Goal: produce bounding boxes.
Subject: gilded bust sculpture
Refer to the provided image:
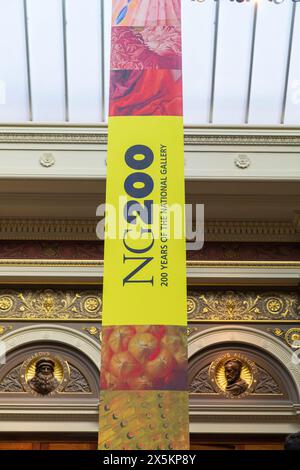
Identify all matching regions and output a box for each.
[28,358,60,395]
[224,359,248,396]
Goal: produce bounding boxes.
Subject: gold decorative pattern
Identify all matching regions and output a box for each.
[186,261,300,268]
[84,297,101,313]
[272,328,284,337]
[266,298,284,315]
[285,328,300,348]
[0,289,299,322]
[0,325,12,336]
[0,296,13,312]
[0,259,300,270]
[187,298,197,315]
[83,326,102,342]
[269,327,300,349]
[0,289,102,321]
[188,291,300,322]
[187,327,198,337]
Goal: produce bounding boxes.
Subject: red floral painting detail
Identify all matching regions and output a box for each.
[109,69,183,116]
[113,0,181,27]
[101,325,187,391]
[111,26,182,70]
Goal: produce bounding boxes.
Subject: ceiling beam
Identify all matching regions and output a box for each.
[209,0,220,124]
[245,1,258,125]
[62,0,70,122]
[23,0,33,122]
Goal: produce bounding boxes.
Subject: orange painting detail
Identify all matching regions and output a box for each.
[101,326,187,391]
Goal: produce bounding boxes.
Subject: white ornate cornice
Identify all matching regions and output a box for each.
[0,124,299,146]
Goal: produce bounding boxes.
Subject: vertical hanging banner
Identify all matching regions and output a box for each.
[99,0,189,451]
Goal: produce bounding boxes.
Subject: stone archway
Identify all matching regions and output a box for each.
[188,325,300,395]
[0,323,100,369]
[187,325,300,435]
[0,324,100,433]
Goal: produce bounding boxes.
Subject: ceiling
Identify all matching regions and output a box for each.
[0,0,299,125]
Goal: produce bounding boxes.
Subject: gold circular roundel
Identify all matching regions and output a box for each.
[285,328,300,349]
[266,298,283,315]
[20,352,69,397]
[0,296,13,312]
[187,297,197,315]
[209,352,257,399]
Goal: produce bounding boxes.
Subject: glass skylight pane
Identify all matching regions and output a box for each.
[182,0,215,125]
[0,0,29,122]
[65,0,102,123]
[213,1,253,124]
[284,4,300,125]
[27,0,65,121]
[0,0,299,126]
[248,0,292,125]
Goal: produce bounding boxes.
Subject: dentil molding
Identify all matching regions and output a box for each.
[0,218,298,242]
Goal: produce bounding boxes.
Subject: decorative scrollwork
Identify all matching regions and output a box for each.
[188,291,299,322]
[270,327,300,349]
[0,289,102,321]
[0,289,298,322]
[82,326,102,343]
[0,365,23,393]
[190,365,215,394]
[0,325,12,336]
[187,327,198,338]
[63,365,91,393]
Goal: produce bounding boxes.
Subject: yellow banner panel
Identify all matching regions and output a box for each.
[103,116,187,326]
